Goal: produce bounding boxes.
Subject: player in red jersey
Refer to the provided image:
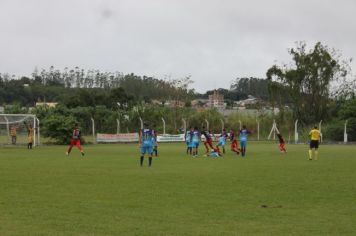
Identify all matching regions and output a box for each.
[230,129,240,155]
[66,123,85,156]
[277,133,287,153]
[201,127,214,155]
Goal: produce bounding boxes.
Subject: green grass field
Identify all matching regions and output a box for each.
[1,142,356,236]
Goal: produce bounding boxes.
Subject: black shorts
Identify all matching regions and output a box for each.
[310,140,319,149]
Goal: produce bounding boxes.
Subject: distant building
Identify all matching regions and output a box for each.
[234,95,259,107]
[207,90,225,110]
[164,100,185,108]
[35,102,58,108]
[151,99,163,106]
[191,99,208,108]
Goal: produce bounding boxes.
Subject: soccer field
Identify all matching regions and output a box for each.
[1,143,356,236]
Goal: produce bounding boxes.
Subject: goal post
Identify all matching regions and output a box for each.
[0,114,40,147]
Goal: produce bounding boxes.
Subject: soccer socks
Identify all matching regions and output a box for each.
[140,156,152,166]
[241,147,246,157]
[308,150,318,160]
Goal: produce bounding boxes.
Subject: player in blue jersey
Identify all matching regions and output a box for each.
[208,149,221,158]
[192,127,200,157]
[139,123,154,167]
[216,128,228,154]
[185,127,194,155]
[239,125,251,157]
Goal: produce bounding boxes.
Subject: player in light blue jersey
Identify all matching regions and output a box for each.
[209,149,221,158]
[216,128,228,154]
[185,127,194,155]
[239,125,251,157]
[139,123,154,167]
[192,127,200,157]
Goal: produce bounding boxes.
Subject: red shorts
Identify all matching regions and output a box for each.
[70,139,81,146]
[204,139,213,147]
[279,142,285,150]
[231,140,238,149]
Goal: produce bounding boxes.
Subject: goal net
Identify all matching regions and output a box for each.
[0,114,40,147]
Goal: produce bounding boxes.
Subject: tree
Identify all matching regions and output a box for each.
[42,113,77,144]
[266,42,349,124]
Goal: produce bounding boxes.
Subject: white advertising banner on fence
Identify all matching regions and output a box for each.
[97,133,139,143]
[157,134,185,142]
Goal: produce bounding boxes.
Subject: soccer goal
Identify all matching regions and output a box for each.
[0,114,40,147]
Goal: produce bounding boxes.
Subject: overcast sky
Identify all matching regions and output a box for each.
[1,0,355,92]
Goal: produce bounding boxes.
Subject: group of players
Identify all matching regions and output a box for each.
[184,126,251,158]
[64,122,322,166]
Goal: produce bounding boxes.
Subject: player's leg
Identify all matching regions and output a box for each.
[309,141,314,160]
[149,156,152,166]
[314,141,319,160]
[308,149,313,160]
[240,141,246,156]
[280,143,283,152]
[240,141,243,156]
[230,142,235,152]
[75,140,84,156]
[140,146,146,166]
[66,145,73,155]
[66,140,74,155]
[215,146,221,155]
[193,142,197,157]
[148,146,153,166]
[282,143,286,153]
[204,142,209,154]
[208,140,214,150]
[154,145,158,157]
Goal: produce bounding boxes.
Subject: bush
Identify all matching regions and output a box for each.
[324,118,356,142]
[42,113,77,144]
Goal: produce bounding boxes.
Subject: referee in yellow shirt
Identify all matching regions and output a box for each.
[309,126,321,160]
